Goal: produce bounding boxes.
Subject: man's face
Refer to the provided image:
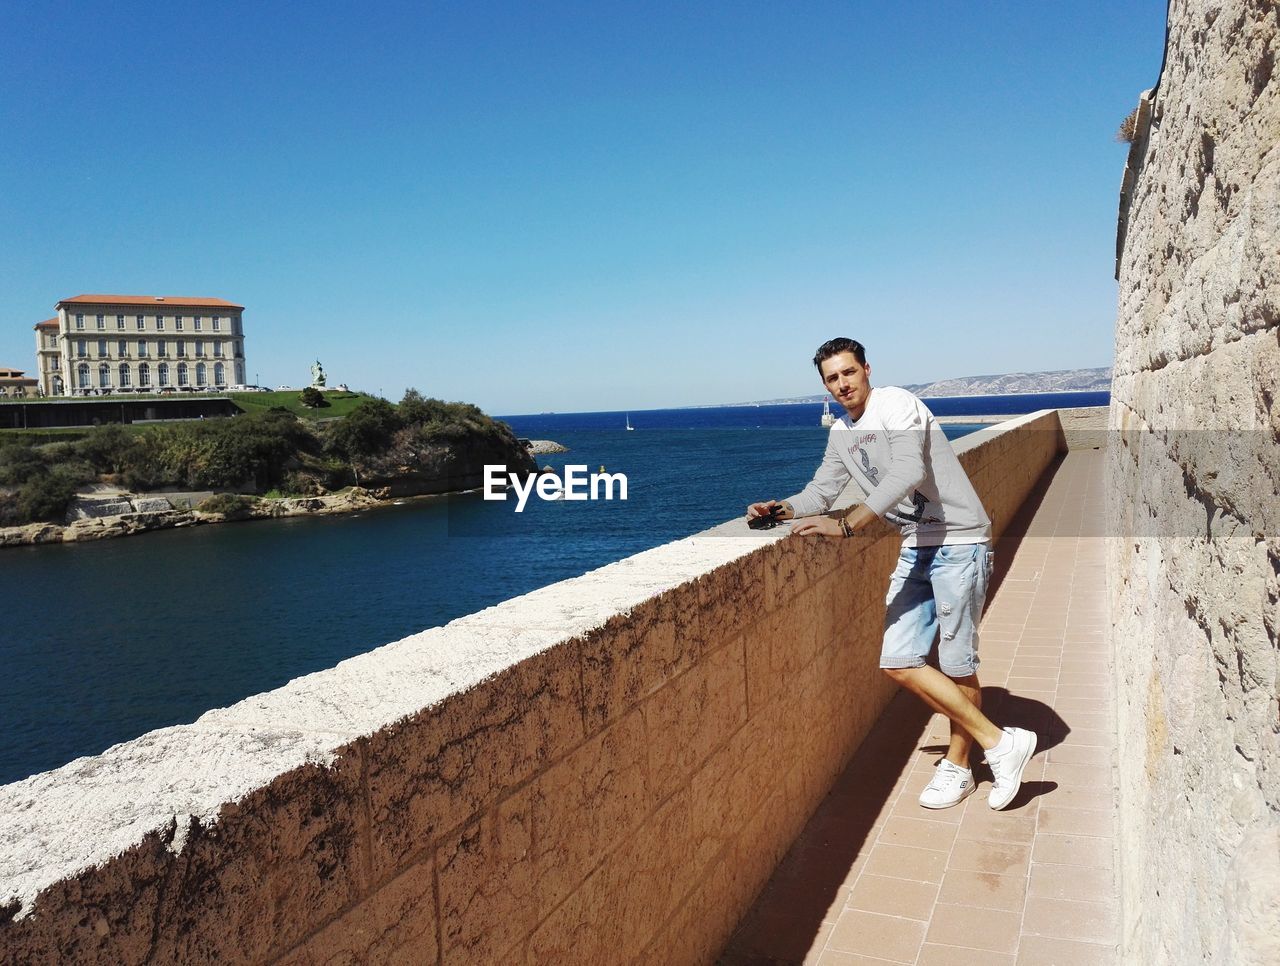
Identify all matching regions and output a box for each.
[819,351,872,417]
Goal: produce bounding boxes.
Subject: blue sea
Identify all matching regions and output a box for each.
[0,392,1106,784]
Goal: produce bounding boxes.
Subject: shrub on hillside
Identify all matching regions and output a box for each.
[299,386,327,408]
[122,411,313,492]
[16,468,81,524]
[77,424,141,475]
[0,442,47,486]
[327,398,400,460]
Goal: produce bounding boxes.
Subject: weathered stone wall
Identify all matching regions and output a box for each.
[1110,2,1280,963]
[0,412,1065,965]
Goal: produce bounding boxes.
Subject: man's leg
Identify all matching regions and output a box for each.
[883,665,1003,751]
[948,673,982,765]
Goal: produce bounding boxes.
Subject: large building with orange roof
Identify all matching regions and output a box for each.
[33,294,247,396]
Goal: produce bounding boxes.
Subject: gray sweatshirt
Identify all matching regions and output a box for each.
[784,386,991,546]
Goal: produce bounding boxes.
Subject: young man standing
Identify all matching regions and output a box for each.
[747,337,1036,810]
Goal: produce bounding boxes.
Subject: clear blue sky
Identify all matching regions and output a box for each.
[1,1,1167,413]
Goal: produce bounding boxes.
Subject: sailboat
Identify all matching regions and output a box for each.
[820,398,835,427]
[625,413,634,431]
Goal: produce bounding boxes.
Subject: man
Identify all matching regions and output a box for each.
[747,337,1036,810]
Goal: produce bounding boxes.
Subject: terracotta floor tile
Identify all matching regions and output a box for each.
[845,873,940,921]
[863,843,949,884]
[1058,728,1114,748]
[1057,673,1108,687]
[812,949,897,966]
[1047,744,1111,766]
[1055,711,1113,732]
[889,796,965,824]
[948,839,1032,877]
[795,922,837,964]
[1042,761,1113,788]
[1036,805,1114,838]
[1056,684,1106,701]
[825,909,927,963]
[1012,655,1061,668]
[918,943,1015,966]
[958,808,1037,845]
[1032,834,1114,870]
[1022,895,1120,943]
[1051,698,1112,715]
[876,816,960,853]
[925,902,1022,954]
[1028,863,1117,903]
[936,868,1027,913]
[1016,934,1119,965]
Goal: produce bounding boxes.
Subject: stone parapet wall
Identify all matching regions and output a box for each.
[0,411,1065,965]
[1110,2,1279,963]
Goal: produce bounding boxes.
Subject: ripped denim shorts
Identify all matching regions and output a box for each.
[879,542,993,678]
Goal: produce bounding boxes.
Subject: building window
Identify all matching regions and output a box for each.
[138,341,148,358]
[98,363,111,388]
[158,341,168,358]
[177,363,189,387]
[232,316,241,334]
[77,339,87,358]
[212,316,221,331]
[195,340,205,357]
[116,315,125,330]
[118,340,128,357]
[96,314,105,330]
[234,339,243,358]
[139,363,150,387]
[97,339,108,358]
[136,314,145,330]
[45,334,56,348]
[235,363,245,384]
[78,364,90,388]
[177,341,187,358]
[51,354,60,369]
[214,362,225,386]
[158,363,170,387]
[194,316,202,331]
[213,341,223,357]
[75,314,84,330]
[52,374,64,395]
[119,363,131,387]
[196,362,207,386]
[156,315,165,331]
[175,316,184,331]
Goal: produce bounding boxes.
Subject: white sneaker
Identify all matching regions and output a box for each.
[918,759,975,809]
[984,727,1038,810]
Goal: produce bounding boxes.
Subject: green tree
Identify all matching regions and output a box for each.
[299,386,326,408]
[328,399,400,460]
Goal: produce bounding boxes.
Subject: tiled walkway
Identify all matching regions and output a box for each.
[720,450,1120,966]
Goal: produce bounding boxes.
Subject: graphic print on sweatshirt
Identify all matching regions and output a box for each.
[885,490,932,532]
[858,447,880,486]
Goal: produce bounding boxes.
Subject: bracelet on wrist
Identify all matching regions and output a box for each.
[839,516,854,538]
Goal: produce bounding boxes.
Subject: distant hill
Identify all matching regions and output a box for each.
[722,367,1112,406]
[902,366,1112,397]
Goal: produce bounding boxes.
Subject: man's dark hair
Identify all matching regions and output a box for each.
[813,337,866,370]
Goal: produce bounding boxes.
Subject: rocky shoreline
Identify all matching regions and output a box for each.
[0,488,391,548]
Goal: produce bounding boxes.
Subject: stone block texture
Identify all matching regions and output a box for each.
[0,413,1063,965]
[1110,2,1280,964]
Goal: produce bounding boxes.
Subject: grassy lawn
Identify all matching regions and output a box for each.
[227,390,375,420]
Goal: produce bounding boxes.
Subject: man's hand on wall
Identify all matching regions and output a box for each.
[791,516,844,538]
[746,500,792,521]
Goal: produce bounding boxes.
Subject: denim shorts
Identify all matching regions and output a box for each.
[880,542,993,678]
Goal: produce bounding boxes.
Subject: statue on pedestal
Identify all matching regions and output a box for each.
[310,360,327,387]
